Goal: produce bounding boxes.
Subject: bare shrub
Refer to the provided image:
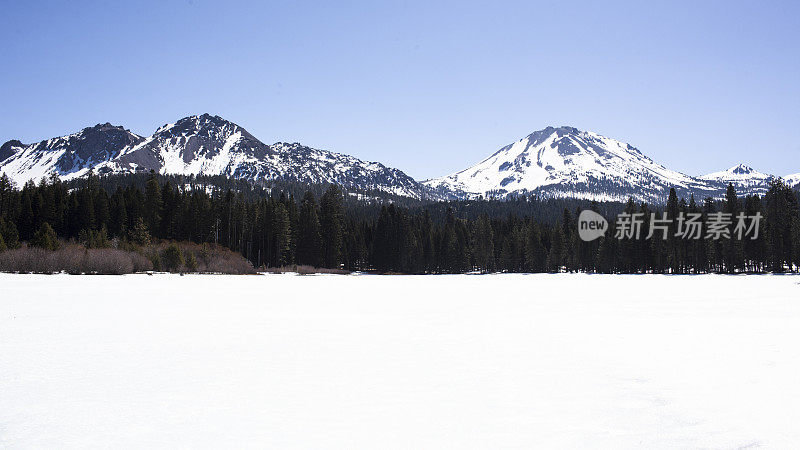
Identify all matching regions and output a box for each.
[296,264,316,275]
[145,241,255,274]
[0,245,55,273]
[315,267,350,275]
[0,240,251,275]
[129,252,152,273]
[82,248,135,275]
[203,248,255,274]
[0,244,153,274]
[263,264,350,275]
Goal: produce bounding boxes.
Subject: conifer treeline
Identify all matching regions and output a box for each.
[1,172,798,273]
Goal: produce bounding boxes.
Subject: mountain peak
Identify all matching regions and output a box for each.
[728,164,755,174]
[175,113,227,126]
[530,125,581,139]
[81,123,131,136]
[424,126,702,202]
[552,125,581,134]
[1,139,24,150]
[154,114,244,139]
[698,164,773,196]
[701,164,769,180]
[0,140,25,163]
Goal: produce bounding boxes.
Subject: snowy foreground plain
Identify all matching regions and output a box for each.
[1,273,800,449]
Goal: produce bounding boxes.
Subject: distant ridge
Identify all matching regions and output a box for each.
[2,120,797,203]
[0,114,447,201]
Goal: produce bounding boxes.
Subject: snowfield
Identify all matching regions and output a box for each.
[1,273,799,449]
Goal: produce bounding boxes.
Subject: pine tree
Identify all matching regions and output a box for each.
[161,244,184,273]
[374,205,401,272]
[596,234,618,273]
[272,201,292,266]
[185,252,198,272]
[473,214,495,273]
[687,194,705,273]
[130,217,151,246]
[110,190,127,236]
[0,219,19,249]
[296,191,322,267]
[619,198,638,273]
[0,220,6,252]
[561,209,576,272]
[525,221,546,273]
[31,222,60,250]
[743,195,765,272]
[764,180,797,272]
[792,216,800,272]
[144,170,162,235]
[547,226,564,272]
[723,183,744,273]
[0,173,13,218]
[77,188,95,233]
[94,190,111,233]
[319,185,343,268]
[665,188,680,273]
[704,197,725,272]
[19,185,35,240]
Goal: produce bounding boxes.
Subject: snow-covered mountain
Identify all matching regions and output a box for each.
[698,164,776,197]
[1,114,443,200]
[424,126,800,202]
[2,119,795,203]
[424,126,720,202]
[0,123,145,184]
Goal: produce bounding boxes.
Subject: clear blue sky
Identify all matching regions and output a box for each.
[1,0,798,179]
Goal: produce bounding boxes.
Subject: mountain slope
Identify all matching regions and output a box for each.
[784,173,800,189]
[100,114,437,199]
[1,114,444,200]
[0,124,145,185]
[96,114,274,179]
[424,126,717,202]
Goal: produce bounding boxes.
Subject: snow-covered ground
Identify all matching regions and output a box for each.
[1,273,799,449]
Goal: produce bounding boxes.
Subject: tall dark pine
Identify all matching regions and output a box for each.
[144,170,162,235]
[743,195,765,272]
[703,197,721,272]
[296,191,323,267]
[764,180,798,272]
[319,185,344,269]
[272,201,292,266]
[666,188,680,273]
[686,195,705,273]
[723,183,743,273]
[618,198,638,273]
[472,214,495,273]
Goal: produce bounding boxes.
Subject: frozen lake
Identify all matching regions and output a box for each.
[1,273,799,448]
